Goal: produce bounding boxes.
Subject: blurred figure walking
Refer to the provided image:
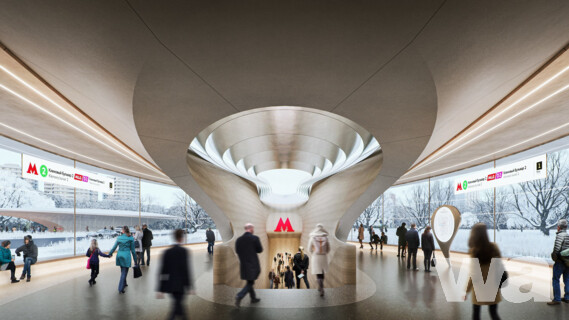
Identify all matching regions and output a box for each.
[308,224,330,296]
[465,223,503,320]
[396,223,407,257]
[293,247,310,289]
[158,229,193,320]
[357,224,365,249]
[206,228,215,255]
[421,226,435,272]
[235,223,263,308]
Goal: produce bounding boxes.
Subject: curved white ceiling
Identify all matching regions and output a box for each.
[189,107,381,208]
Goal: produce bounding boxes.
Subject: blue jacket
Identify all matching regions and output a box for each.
[108,234,137,268]
[0,246,12,266]
[86,248,110,264]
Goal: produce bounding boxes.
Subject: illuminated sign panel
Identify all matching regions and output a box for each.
[454,155,546,194]
[22,154,114,194]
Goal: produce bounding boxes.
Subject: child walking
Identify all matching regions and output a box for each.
[86,239,111,286]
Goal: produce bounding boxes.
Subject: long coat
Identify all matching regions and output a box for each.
[235,232,263,281]
[109,234,137,268]
[357,226,365,240]
[308,233,330,275]
[405,228,420,250]
[159,244,192,294]
[466,244,503,305]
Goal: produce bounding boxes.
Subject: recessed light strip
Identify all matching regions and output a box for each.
[0,81,162,175]
[411,63,569,172]
[400,121,569,182]
[0,65,164,175]
[409,82,569,171]
[0,121,169,182]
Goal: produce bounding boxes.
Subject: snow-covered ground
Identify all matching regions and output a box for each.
[1,229,222,262]
[347,228,556,262]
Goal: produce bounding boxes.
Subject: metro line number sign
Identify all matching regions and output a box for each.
[22,154,115,194]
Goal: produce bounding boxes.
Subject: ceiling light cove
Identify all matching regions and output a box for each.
[188,107,381,209]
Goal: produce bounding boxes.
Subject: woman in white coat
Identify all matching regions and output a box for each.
[134,225,143,266]
[308,223,330,296]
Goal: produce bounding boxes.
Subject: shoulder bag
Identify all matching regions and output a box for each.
[86,250,94,269]
[431,251,436,267]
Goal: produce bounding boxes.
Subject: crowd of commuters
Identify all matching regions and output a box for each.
[1,217,567,318]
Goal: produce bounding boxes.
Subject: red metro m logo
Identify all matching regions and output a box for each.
[274,218,295,232]
[27,163,38,175]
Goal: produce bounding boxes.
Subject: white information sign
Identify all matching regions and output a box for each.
[22,154,114,194]
[433,207,454,242]
[454,154,546,194]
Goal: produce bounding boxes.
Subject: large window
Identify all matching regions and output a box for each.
[355,136,569,262]
[0,136,219,262]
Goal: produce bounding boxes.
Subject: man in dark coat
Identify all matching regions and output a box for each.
[206,228,215,255]
[141,224,153,266]
[396,223,407,257]
[405,223,420,270]
[15,235,38,281]
[293,246,310,289]
[235,223,263,308]
[158,229,193,319]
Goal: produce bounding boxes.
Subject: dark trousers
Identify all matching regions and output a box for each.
[136,252,143,266]
[380,242,383,250]
[90,263,100,282]
[472,304,500,320]
[423,249,433,271]
[22,257,35,278]
[4,261,16,279]
[369,241,378,249]
[295,270,310,288]
[207,241,214,255]
[552,261,569,301]
[142,246,151,265]
[398,243,406,256]
[407,248,417,269]
[169,292,186,320]
[236,280,256,300]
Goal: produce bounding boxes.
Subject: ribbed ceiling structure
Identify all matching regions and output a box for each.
[189,107,381,208]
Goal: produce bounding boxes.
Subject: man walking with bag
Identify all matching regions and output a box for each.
[235,223,263,308]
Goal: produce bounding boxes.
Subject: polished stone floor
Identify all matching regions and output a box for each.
[1,244,567,320]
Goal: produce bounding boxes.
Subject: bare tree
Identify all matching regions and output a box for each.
[471,188,509,230]
[511,152,569,235]
[401,184,429,230]
[356,197,381,228]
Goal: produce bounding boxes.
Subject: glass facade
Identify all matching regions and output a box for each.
[0,136,219,262]
[353,135,569,262]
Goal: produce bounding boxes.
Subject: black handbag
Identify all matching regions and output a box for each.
[431,252,436,267]
[133,265,143,279]
[499,271,508,288]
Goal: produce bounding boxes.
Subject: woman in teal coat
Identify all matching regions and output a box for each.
[108,226,137,293]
